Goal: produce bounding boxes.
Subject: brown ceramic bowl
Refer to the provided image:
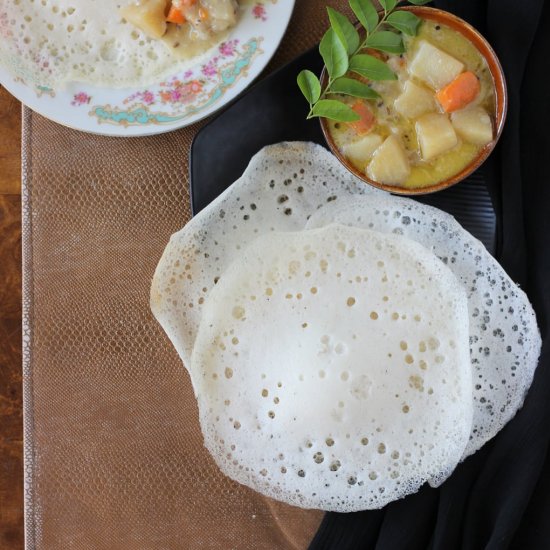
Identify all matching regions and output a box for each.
[320,6,507,195]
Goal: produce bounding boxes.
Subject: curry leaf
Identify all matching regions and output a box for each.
[297,70,321,104]
[349,0,378,34]
[379,0,397,12]
[330,77,381,99]
[327,7,360,55]
[311,99,360,122]
[366,31,405,54]
[408,0,432,5]
[349,54,397,80]
[387,11,421,36]
[319,28,349,79]
[298,0,424,117]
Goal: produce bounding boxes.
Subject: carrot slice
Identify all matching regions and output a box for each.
[349,101,376,135]
[436,71,481,113]
[181,0,197,6]
[166,5,186,24]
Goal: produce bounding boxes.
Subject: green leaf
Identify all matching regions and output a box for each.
[366,31,404,54]
[379,0,397,12]
[327,7,360,55]
[329,77,381,99]
[408,0,432,5]
[297,70,321,104]
[311,99,360,122]
[387,11,421,36]
[349,54,397,80]
[349,0,378,34]
[319,28,348,80]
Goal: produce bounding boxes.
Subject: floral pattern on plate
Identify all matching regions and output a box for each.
[89,37,262,127]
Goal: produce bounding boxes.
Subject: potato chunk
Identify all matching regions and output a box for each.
[367,135,410,186]
[451,107,493,146]
[342,134,383,168]
[409,41,464,90]
[394,80,436,119]
[120,0,168,40]
[416,113,458,161]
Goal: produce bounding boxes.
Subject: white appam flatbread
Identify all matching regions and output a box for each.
[0,0,231,88]
[151,142,380,367]
[306,194,541,458]
[191,224,473,512]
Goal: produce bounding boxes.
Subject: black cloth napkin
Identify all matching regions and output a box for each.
[309,1,550,548]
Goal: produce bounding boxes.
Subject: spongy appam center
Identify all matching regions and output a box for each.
[191,225,472,511]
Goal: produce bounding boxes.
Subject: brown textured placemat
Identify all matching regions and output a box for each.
[21,1,352,548]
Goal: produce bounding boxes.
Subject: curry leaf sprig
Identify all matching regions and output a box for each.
[297,0,430,122]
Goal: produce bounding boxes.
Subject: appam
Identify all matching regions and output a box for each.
[192,224,473,511]
[306,194,541,458]
[0,0,238,88]
[151,142,380,368]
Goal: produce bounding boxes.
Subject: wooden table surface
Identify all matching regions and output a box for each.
[0,84,23,549]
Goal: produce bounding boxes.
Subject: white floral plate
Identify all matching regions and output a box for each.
[0,1,294,136]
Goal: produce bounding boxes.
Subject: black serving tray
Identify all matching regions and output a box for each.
[190,47,497,255]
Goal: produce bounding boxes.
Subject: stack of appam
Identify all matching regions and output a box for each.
[150,142,541,512]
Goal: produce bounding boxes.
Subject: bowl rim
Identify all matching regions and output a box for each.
[319,5,508,196]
